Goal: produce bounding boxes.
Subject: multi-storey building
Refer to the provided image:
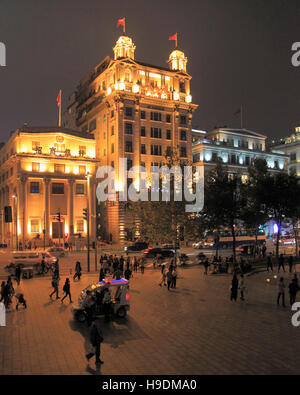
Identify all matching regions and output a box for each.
[64,34,198,243]
[270,126,300,176]
[192,127,288,180]
[0,126,98,248]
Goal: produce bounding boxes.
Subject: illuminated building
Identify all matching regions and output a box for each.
[64,34,198,242]
[0,126,98,248]
[270,127,300,176]
[192,127,288,181]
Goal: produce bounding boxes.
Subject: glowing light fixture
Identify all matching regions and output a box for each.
[133,84,139,93]
[186,95,192,103]
[107,87,112,96]
[173,92,179,101]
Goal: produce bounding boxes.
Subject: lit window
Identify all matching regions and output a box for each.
[76,220,84,233]
[76,183,85,195]
[54,164,65,173]
[52,183,64,194]
[79,165,86,175]
[31,219,39,233]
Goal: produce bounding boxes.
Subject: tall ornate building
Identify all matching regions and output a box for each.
[64,34,198,242]
[0,126,98,248]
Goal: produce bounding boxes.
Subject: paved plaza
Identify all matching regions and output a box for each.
[1,261,300,375]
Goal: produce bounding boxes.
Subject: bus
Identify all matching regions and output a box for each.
[215,228,267,249]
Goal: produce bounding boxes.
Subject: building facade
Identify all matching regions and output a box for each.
[0,126,98,249]
[192,127,288,179]
[270,126,300,176]
[64,35,198,243]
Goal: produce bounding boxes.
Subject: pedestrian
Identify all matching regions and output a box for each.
[82,290,96,326]
[49,275,60,299]
[15,293,27,310]
[0,281,5,301]
[61,278,73,303]
[159,265,166,287]
[278,254,285,273]
[102,288,112,322]
[54,259,60,279]
[86,319,104,365]
[288,255,294,273]
[140,258,145,274]
[267,253,273,272]
[99,268,105,282]
[204,259,209,275]
[171,267,177,289]
[240,274,246,301]
[73,261,82,281]
[15,265,21,285]
[289,278,298,306]
[262,244,267,258]
[133,257,138,272]
[167,269,173,291]
[124,267,131,281]
[277,277,286,307]
[230,273,239,302]
[113,268,122,280]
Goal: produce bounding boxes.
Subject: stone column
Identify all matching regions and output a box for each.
[68,179,74,235]
[44,177,50,246]
[20,175,27,247]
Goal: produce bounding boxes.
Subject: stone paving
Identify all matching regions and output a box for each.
[1,263,300,375]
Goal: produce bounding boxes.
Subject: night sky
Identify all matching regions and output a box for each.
[0,0,299,142]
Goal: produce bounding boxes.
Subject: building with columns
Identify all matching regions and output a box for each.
[192,127,288,179]
[0,126,98,249]
[63,34,198,243]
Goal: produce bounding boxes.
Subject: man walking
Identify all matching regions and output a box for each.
[277,277,286,307]
[267,253,273,272]
[166,269,173,291]
[278,254,285,273]
[61,278,73,303]
[86,319,104,365]
[49,275,60,299]
[159,265,166,287]
[289,278,298,306]
[288,255,294,273]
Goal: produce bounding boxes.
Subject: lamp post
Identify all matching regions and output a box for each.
[12,195,18,251]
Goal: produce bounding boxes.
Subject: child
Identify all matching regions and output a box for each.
[15,293,27,310]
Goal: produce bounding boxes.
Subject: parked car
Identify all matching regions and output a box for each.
[162,244,180,253]
[141,248,174,259]
[236,244,255,256]
[124,242,149,253]
[5,251,57,275]
[72,278,130,322]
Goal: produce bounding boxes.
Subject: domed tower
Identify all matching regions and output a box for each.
[113,36,136,60]
[167,49,188,72]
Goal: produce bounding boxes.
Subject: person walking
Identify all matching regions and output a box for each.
[171,267,177,289]
[82,290,96,327]
[140,258,145,274]
[266,253,273,272]
[239,274,246,301]
[230,273,239,302]
[288,255,294,273]
[289,278,298,306]
[277,277,286,307]
[278,254,285,273]
[49,275,60,299]
[159,265,167,287]
[166,269,173,291]
[204,259,209,275]
[86,319,104,365]
[54,259,60,279]
[15,265,21,285]
[102,288,112,322]
[133,257,138,272]
[61,278,73,303]
[73,261,82,281]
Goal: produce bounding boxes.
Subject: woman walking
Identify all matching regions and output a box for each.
[230,273,239,302]
[61,278,73,303]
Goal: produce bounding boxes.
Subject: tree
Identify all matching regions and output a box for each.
[240,158,269,257]
[204,160,245,263]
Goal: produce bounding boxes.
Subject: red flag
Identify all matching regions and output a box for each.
[117,18,125,28]
[169,33,177,41]
[56,90,61,107]
[234,108,241,115]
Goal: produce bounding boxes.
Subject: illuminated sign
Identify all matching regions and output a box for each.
[145,85,168,99]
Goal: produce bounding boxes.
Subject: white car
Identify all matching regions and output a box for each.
[47,247,66,257]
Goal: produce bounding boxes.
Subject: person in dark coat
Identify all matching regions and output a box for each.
[278,254,285,273]
[288,255,294,273]
[73,261,82,281]
[61,278,72,303]
[230,273,239,302]
[167,270,173,291]
[49,275,60,299]
[267,253,273,272]
[289,279,298,306]
[86,320,104,365]
[15,265,21,285]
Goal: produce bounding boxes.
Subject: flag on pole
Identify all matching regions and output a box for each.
[57,89,62,127]
[169,33,178,48]
[117,17,126,33]
[57,90,61,108]
[234,106,243,128]
[234,107,241,115]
